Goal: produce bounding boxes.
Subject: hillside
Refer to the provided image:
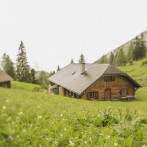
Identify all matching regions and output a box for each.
[117,58,147,87]
[0,82,147,146]
[95,30,147,63]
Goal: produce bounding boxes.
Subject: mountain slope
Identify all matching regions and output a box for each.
[95,30,147,63]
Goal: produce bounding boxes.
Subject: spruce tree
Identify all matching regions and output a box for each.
[127,42,134,64]
[116,48,126,66]
[109,52,114,64]
[113,52,118,66]
[31,68,36,84]
[140,33,146,58]
[1,53,15,78]
[57,65,60,71]
[16,41,31,82]
[70,59,74,64]
[79,54,85,63]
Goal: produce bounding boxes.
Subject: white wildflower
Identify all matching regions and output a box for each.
[2,106,6,110]
[114,143,118,146]
[106,136,110,139]
[18,112,23,115]
[46,138,49,140]
[60,114,63,117]
[64,128,66,131]
[142,145,147,147]
[38,116,42,119]
[60,134,63,136]
[69,141,75,146]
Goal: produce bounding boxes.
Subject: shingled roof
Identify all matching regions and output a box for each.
[0,70,13,83]
[49,64,141,95]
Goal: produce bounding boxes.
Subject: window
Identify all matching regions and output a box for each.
[104,76,115,82]
[87,91,99,99]
[120,88,129,95]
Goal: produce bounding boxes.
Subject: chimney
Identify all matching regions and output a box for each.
[80,63,85,74]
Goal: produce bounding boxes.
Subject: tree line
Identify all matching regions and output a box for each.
[98,33,147,66]
[0,41,55,89]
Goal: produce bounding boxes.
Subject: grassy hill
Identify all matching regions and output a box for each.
[117,58,147,87]
[0,82,147,146]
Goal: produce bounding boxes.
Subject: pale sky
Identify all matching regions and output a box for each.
[0,0,147,72]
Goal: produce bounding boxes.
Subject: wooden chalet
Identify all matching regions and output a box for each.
[48,63,141,101]
[0,71,13,88]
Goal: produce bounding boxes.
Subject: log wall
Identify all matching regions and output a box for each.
[81,75,135,100]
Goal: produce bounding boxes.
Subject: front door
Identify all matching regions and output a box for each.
[105,88,111,101]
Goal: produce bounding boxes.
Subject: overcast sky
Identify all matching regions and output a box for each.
[0,0,147,72]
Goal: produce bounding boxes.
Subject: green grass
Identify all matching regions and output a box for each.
[11,81,43,92]
[0,84,147,146]
[118,57,147,86]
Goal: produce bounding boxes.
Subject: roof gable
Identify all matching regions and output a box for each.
[0,71,13,83]
[49,64,141,95]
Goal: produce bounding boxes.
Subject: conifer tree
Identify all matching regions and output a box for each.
[116,48,126,66]
[127,42,134,64]
[99,55,108,64]
[70,59,74,64]
[16,41,31,82]
[113,52,118,66]
[57,65,60,71]
[109,52,114,64]
[1,53,15,78]
[31,68,36,83]
[79,54,85,63]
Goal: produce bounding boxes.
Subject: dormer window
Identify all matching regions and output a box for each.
[104,76,115,82]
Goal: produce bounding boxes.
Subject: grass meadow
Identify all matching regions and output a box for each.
[0,82,147,147]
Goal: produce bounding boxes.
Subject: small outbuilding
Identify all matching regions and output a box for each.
[0,71,13,88]
[48,63,141,101]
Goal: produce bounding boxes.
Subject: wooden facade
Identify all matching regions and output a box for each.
[0,81,11,88]
[49,75,137,101]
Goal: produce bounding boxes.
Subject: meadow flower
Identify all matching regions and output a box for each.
[37,105,40,108]
[60,134,63,136]
[60,114,63,117]
[7,136,12,141]
[69,140,75,146]
[84,141,88,144]
[18,112,23,115]
[2,106,6,110]
[114,143,118,146]
[118,126,121,129]
[64,128,67,131]
[142,145,146,147]
[77,124,80,127]
[106,136,110,139]
[38,116,42,119]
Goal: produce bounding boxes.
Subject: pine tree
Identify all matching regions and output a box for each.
[114,52,118,66]
[140,33,146,58]
[57,65,60,71]
[116,48,126,66]
[70,59,74,64]
[1,53,15,78]
[127,42,134,65]
[31,69,36,83]
[16,41,31,82]
[79,54,85,63]
[109,52,114,64]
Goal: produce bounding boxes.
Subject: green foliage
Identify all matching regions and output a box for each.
[133,36,146,60]
[79,54,85,63]
[116,48,126,66]
[98,55,108,64]
[70,59,74,64]
[16,41,31,82]
[57,65,60,72]
[1,53,15,79]
[109,52,114,64]
[0,84,147,146]
[31,68,36,84]
[11,81,42,92]
[127,42,134,64]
